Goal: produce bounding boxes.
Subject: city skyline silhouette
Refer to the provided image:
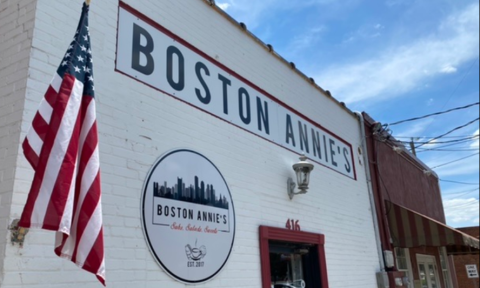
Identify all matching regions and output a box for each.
[153,176,229,210]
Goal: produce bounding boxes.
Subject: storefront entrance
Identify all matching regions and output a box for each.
[416,255,441,288]
[269,241,319,288]
[259,226,329,288]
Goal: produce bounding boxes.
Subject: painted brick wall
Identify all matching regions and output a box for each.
[2,0,381,287]
[0,0,37,285]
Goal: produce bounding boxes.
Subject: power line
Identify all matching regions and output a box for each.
[399,135,479,146]
[430,153,480,169]
[443,191,479,201]
[444,191,479,201]
[418,148,479,153]
[417,138,479,150]
[387,102,479,126]
[395,135,475,139]
[411,57,480,138]
[444,199,479,209]
[441,179,480,185]
[442,188,480,196]
[415,118,479,149]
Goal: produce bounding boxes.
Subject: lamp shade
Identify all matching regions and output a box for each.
[292,156,314,193]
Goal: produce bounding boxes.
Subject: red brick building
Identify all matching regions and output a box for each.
[453,227,480,288]
[360,113,480,288]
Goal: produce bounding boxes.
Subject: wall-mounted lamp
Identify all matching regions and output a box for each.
[288,155,314,200]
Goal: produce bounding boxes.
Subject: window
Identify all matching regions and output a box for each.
[395,248,414,288]
[395,248,409,271]
[259,226,329,288]
[439,248,451,288]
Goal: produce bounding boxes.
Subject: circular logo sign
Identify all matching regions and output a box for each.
[141,150,236,284]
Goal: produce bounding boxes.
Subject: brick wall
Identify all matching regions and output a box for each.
[0,0,37,284]
[1,0,381,287]
[453,227,480,288]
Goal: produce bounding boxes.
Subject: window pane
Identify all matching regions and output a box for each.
[443,271,450,288]
[419,264,428,288]
[395,247,405,257]
[400,258,408,270]
[395,248,408,270]
[428,264,438,288]
[439,248,447,269]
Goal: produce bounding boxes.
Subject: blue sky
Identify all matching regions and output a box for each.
[217,0,479,228]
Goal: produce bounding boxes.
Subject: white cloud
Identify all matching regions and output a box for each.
[343,23,384,43]
[217,0,339,30]
[217,3,231,10]
[315,3,480,104]
[444,198,480,227]
[440,65,458,74]
[285,26,327,55]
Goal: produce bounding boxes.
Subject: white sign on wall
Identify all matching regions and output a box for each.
[116,2,357,180]
[466,265,479,278]
[141,149,235,284]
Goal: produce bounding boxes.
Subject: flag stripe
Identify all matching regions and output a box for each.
[63,151,100,259]
[76,195,102,265]
[50,72,63,93]
[31,74,82,229]
[78,98,97,157]
[59,97,99,257]
[22,77,61,169]
[82,229,105,285]
[22,139,40,169]
[19,75,77,228]
[72,167,101,261]
[38,97,54,126]
[29,115,48,154]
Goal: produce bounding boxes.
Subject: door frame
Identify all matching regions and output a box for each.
[416,254,441,288]
[259,226,329,288]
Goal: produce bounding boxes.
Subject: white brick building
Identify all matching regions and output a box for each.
[0,0,382,287]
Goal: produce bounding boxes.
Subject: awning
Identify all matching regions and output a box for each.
[386,201,479,255]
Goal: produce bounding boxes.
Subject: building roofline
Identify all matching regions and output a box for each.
[363,112,440,179]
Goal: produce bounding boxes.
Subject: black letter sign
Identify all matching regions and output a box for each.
[195,62,211,104]
[218,74,231,115]
[167,46,185,91]
[238,88,251,125]
[132,23,154,75]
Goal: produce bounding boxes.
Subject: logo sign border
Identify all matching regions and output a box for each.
[140,149,236,284]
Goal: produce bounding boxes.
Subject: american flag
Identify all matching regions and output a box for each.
[19,3,105,285]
